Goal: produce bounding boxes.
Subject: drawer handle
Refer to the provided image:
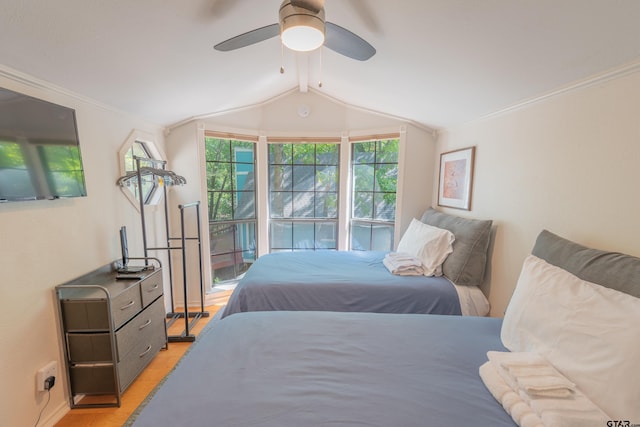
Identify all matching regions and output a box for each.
[120,300,135,310]
[139,319,152,330]
[146,284,159,292]
[139,345,152,358]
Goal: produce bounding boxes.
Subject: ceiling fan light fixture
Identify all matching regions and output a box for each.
[280,1,326,52]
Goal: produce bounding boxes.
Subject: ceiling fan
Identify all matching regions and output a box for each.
[213,0,376,61]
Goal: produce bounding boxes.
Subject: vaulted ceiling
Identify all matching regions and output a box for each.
[1,0,639,130]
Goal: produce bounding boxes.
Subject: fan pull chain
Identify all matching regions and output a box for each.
[280,41,285,74]
[318,48,323,87]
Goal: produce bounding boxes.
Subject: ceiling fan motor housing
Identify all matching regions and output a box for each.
[279,0,326,52]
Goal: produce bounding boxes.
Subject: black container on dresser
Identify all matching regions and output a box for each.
[56,258,167,408]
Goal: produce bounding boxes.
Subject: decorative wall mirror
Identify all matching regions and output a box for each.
[118,130,165,208]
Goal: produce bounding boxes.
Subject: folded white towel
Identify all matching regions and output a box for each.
[482,352,611,427]
[515,372,575,398]
[487,351,549,391]
[383,252,425,276]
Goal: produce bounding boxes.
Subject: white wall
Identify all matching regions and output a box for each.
[166,90,437,304]
[436,70,640,316]
[0,68,165,427]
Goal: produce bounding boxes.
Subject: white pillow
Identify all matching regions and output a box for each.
[501,254,640,421]
[396,218,455,276]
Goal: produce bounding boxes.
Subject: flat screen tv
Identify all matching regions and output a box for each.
[0,86,87,202]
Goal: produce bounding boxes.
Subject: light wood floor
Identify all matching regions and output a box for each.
[55,301,226,427]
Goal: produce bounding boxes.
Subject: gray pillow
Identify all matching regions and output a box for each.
[532,229,640,298]
[420,208,493,286]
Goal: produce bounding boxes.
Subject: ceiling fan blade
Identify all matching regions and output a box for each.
[214,23,280,52]
[325,22,376,61]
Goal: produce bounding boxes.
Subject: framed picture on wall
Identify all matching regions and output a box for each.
[437,146,476,210]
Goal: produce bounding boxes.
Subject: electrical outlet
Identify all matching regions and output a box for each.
[36,361,57,392]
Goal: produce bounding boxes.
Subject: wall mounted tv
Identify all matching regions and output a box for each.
[0,86,87,202]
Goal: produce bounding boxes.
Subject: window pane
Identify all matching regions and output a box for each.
[315,192,337,218]
[353,164,374,191]
[232,161,254,192]
[210,222,255,283]
[315,222,337,249]
[316,165,338,191]
[292,192,314,218]
[206,139,231,162]
[293,222,315,249]
[292,165,315,191]
[270,144,292,164]
[353,141,375,163]
[374,163,398,192]
[234,191,255,219]
[374,192,396,221]
[293,144,315,164]
[350,223,372,251]
[352,191,373,219]
[316,144,339,164]
[271,222,293,249]
[270,165,292,191]
[208,191,233,221]
[371,224,394,251]
[270,191,292,218]
[376,139,399,163]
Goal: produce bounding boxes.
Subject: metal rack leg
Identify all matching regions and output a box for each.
[166,202,209,342]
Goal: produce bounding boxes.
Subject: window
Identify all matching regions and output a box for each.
[123,141,158,204]
[350,138,399,251]
[268,142,339,251]
[118,130,164,208]
[205,136,257,283]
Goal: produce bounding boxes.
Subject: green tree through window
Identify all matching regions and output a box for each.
[269,142,339,251]
[351,139,399,251]
[205,136,257,283]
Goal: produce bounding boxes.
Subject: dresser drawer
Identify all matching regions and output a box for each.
[117,321,166,392]
[69,364,116,395]
[61,300,110,331]
[67,333,113,363]
[140,273,163,307]
[116,297,166,361]
[110,283,143,329]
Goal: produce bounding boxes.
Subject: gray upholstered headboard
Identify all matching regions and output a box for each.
[532,229,640,298]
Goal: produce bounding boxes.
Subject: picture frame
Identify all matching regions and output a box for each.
[437,146,476,210]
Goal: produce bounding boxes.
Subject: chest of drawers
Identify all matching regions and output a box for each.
[56,260,167,408]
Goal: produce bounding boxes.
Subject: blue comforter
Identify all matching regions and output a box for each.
[131,311,515,427]
[221,251,461,318]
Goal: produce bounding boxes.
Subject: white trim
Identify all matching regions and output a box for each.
[459,58,640,130]
[394,126,408,249]
[256,135,270,257]
[0,64,163,127]
[167,87,438,136]
[337,135,351,250]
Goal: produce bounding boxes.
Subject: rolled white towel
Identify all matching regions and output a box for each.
[479,361,544,427]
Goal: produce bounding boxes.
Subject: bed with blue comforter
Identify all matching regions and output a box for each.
[221,209,494,318]
[131,311,515,427]
[221,250,463,317]
[130,230,640,426]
